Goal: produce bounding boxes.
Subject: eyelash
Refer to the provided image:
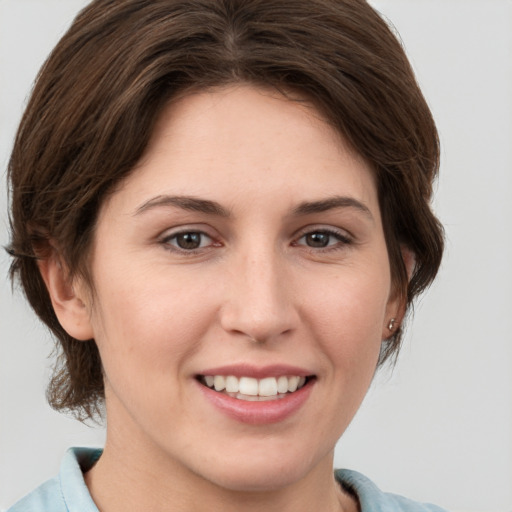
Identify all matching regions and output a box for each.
[159,227,353,254]
[160,230,217,253]
[293,228,353,252]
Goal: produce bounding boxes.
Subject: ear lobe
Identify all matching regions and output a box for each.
[38,252,94,341]
[382,246,416,339]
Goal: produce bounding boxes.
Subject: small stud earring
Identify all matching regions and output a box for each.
[387,318,396,331]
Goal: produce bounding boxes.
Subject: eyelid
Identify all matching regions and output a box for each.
[293,224,353,241]
[160,228,211,240]
[158,222,216,238]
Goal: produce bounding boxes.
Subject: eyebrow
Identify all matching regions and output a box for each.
[134,195,230,217]
[292,196,373,220]
[134,194,373,221]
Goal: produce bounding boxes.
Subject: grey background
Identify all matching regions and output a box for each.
[1,1,511,510]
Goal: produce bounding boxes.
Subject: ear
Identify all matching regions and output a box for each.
[383,246,416,339]
[401,246,416,282]
[38,250,94,341]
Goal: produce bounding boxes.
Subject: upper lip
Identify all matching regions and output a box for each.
[197,364,313,379]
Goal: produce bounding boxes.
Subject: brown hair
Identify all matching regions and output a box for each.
[7,0,443,420]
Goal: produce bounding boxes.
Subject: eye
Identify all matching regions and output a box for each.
[295,229,351,249]
[162,231,214,251]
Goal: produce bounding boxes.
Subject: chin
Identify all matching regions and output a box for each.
[196,447,324,493]
[209,467,305,493]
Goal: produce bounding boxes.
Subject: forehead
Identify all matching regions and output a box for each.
[102,84,378,219]
[149,86,341,153]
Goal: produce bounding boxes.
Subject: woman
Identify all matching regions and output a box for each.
[6,0,445,510]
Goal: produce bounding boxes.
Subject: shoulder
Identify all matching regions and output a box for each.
[6,476,65,512]
[335,469,449,512]
[6,447,102,512]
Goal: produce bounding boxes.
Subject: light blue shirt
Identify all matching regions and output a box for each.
[7,447,448,511]
[7,448,101,512]
[334,469,448,512]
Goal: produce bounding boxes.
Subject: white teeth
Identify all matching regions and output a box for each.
[287,376,299,392]
[277,376,289,394]
[239,377,259,396]
[259,377,278,397]
[203,374,309,398]
[213,375,226,392]
[225,376,239,393]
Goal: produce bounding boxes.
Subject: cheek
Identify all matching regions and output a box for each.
[88,264,214,377]
[305,269,390,339]
[300,265,390,382]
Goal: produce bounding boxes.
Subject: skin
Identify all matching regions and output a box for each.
[42,85,403,512]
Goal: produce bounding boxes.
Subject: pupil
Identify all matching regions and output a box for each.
[177,233,201,249]
[307,232,329,247]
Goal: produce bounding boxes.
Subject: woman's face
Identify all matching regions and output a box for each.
[82,85,399,491]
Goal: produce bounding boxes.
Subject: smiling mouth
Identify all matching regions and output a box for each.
[197,375,314,401]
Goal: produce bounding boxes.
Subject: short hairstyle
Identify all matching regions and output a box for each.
[7,0,444,420]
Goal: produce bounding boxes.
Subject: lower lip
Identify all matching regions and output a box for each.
[196,379,314,425]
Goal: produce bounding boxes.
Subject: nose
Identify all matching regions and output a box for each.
[219,248,299,344]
